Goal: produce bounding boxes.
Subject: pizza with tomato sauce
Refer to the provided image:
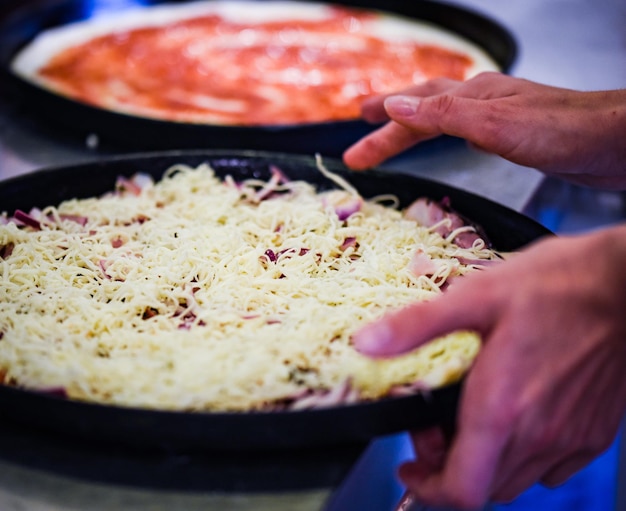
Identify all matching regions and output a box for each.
[11,1,499,126]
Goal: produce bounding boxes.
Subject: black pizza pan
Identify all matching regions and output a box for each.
[0,150,551,462]
[0,0,517,156]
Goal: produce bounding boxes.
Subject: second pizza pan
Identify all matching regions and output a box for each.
[0,150,550,459]
[0,0,517,155]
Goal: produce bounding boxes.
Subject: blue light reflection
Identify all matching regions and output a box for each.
[81,0,151,18]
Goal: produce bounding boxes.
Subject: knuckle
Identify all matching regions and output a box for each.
[425,76,455,91]
[471,70,501,83]
[430,93,457,116]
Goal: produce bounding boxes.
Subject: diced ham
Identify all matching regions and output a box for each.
[408,249,437,276]
[404,197,484,248]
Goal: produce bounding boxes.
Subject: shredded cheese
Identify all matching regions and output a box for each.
[0,164,497,411]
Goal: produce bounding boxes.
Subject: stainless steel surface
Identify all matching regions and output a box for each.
[0,458,332,511]
[0,0,624,510]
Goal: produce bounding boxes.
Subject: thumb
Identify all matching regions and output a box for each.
[353,280,496,357]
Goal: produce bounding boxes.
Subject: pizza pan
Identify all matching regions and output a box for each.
[0,0,517,156]
[0,150,551,459]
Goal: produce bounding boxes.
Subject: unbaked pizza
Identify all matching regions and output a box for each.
[11,0,499,125]
[0,159,501,412]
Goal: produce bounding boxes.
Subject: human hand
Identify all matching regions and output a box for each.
[353,224,626,509]
[343,72,626,189]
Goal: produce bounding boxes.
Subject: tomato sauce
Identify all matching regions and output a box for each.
[39,7,474,125]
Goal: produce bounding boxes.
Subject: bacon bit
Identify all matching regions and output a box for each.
[13,209,42,230]
[408,249,437,276]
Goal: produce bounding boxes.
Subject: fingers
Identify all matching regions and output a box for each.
[343,120,437,170]
[490,450,595,502]
[411,427,448,469]
[344,77,467,169]
[360,78,462,123]
[344,73,525,170]
[360,95,392,124]
[344,93,506,170]
[384,94,506,151]
[401,414,510,510]
[353,276,496,357]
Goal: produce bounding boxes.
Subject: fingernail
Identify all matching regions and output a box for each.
[384,95,421,117]
[353,321,393,355]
